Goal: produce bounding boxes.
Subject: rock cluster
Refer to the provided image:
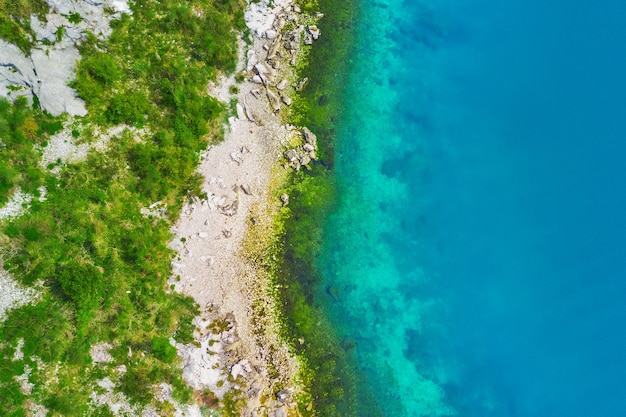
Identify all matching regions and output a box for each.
[180,176,250,219]
[178,311,296,417]
[283,126,318,170]
[243,0,321,116]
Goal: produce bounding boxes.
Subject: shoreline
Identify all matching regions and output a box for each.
[171,1,322,414]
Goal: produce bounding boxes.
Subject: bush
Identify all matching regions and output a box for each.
[152,337,177,363]
[105,90,151,126]
[57,261,105,311]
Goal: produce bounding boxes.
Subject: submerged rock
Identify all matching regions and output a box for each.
[326,285,341,301]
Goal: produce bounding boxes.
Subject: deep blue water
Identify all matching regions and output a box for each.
[319,0,626,416]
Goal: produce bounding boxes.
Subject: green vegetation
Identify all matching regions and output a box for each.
[0,0,245,414]
[0,96,61,205]
[0,0,49,52]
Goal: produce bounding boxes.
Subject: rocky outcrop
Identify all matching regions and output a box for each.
[283,127,319,170]
[244,0,321,116]
[0,0,130,116]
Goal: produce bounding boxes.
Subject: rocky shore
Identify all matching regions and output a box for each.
[170,0,322,415]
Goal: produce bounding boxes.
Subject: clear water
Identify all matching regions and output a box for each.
[319,0,626,415]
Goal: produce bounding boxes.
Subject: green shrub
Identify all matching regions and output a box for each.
[57,261,105,311]
[152,337,176,363]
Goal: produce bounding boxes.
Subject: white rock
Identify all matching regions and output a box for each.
[236,103,246,120]
[0,271,38,323]
[246,49,258,72]
[0,1,132,115]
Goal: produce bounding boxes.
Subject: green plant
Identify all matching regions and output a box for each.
[152,337,176,363]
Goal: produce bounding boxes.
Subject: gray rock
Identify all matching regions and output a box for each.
[284,149,298,162]
[280,194,289,206]
[295,77,308,91]
[266,89,281,111]
[218,199,238,216]
[246,49,258,72]
[276,389,292,403]
[236,103,246,120]
[267,36,282,60]
[240,184,252,195]
[1,1,131,116]
[302,127,317,146]
[274,407,287,417]
[308,25,321,40]
[281,95,292,106]
[300,154,311,166]
[283,40,298,51]
[276,79,288,90]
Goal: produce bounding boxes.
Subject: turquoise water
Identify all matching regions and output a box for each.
[318,0,626,416]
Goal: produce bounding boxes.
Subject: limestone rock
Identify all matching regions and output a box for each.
[302,127,317,146]
[236,103,246,120]
[308,25,321,40]
[284,149,298,162]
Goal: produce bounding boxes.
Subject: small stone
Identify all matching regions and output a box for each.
[222,229,232,238]
[236,103,246,120]
[276,389,292,403]
[280,193,289,206]
[284,149,298,162]
[308,25,321,40]
[302,127,317,146]
[281,95,292,106]
[240,184,253,195]
[300,154,311,166]
[266,89,281,111]
[197,232,209,239]
[295,77,308,91]
[276,79,288,90]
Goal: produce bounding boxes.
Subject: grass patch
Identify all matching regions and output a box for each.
[0,96,59,205]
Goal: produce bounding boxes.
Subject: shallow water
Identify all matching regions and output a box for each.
[318,0,626,415]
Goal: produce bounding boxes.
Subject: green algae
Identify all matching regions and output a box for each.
[263,0,377,415]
